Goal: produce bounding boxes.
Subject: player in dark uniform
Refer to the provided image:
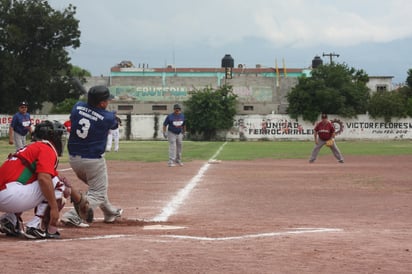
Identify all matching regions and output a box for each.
[309,113,344,163]
[9,101,32,151]
[162,104,186,167]
[61,86,123,227]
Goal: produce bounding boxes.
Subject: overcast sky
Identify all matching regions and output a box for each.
[48,0,412,84]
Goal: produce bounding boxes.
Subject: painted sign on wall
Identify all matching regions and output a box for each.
[1,114,411,140]
[226,114,412,140]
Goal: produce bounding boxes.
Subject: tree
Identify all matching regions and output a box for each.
[368,68,412,121]
[406,68,412,88]
[286,63,370,122]
[0,0,82,114]
[184,85,238,140]
[368,91,407,122]
[50,65,90,113]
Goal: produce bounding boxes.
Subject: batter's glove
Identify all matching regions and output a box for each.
[73,192,94,223]
[325,138,335,147]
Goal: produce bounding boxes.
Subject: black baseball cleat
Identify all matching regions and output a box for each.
[46,230,61,239]
[0,218,20,237]
[24,227,47,239]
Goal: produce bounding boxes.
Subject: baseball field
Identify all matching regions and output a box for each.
[1,139,412,273]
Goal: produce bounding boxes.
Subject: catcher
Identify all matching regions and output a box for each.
[0,120,92,239]
[309,113,344,163]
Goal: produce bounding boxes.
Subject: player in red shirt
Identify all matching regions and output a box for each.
[309,113,344,163]
[0,120,90,239]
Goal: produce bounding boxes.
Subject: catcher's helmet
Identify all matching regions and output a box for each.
[87,85,113,107]
[32,120,66,156]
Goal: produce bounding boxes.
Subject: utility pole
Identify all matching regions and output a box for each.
[322,52,340,63]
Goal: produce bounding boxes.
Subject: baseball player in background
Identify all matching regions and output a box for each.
[163,103,186,167]
[0,120,90,239]
[61,85,123,227]
[9,101,33,151]
[106,112,122,152]
[309,113,344,163]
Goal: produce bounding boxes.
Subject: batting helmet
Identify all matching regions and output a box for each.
[19,101,29,107]
[32,120,66,156]
[87,85,113,107]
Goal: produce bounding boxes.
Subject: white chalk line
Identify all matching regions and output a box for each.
[58,142,227,223]
[163,228,343,241]
[36,145,344,243]
[26,227,342,243]
[57,167,72,172]
[151,142,228,222]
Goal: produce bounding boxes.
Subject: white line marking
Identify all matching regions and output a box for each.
[151,142,227,222]
[163,228,343,241]
[26,234,131,243]
[57,168,72,172]
[26,228,342,243]
[143,224,186,230]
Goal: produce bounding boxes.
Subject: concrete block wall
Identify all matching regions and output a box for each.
[89,74,297,115]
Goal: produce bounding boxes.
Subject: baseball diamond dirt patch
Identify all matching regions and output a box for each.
[1,155,412,273]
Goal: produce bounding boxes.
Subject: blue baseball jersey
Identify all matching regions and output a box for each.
[68,101,117,158]
[163,112,185,134]
[10,112,31,136]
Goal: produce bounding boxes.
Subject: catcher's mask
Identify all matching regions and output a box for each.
[32,120,66,156]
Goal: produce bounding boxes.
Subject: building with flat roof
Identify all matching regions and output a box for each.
[84,58,394,115]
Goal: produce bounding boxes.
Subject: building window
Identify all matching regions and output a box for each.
[152,105,167,111]
[118,105,133,111]
[244,105,254,111]
[376,85,387,92]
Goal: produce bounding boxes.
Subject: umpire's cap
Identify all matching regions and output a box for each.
[173,103,181,110]
[87,85,114,107]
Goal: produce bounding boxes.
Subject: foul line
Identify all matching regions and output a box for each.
[151,142,228,222]
[163,228,343,241]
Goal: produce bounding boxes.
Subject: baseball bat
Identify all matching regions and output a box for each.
[70,77,88,95]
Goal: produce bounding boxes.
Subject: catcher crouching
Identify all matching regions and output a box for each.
[0,120,92,239]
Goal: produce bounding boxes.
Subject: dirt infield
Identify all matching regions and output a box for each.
[1,155,412,273]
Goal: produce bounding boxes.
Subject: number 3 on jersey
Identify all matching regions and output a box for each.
[76,118,90,139]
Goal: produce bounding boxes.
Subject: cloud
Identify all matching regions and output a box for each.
[51,0,412,49]
[47,0,412,82]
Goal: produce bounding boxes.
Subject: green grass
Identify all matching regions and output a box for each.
[0,139,411,163]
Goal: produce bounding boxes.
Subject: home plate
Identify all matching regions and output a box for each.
[143,224,186,230]
[208,159,222,164]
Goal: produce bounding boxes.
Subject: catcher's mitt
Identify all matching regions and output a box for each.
[325,139,335,147]
[73,192,94,223]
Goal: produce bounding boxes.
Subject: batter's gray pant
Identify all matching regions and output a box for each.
[62,155,118,222]
[167,131,183,164]
[309,139,344,162]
